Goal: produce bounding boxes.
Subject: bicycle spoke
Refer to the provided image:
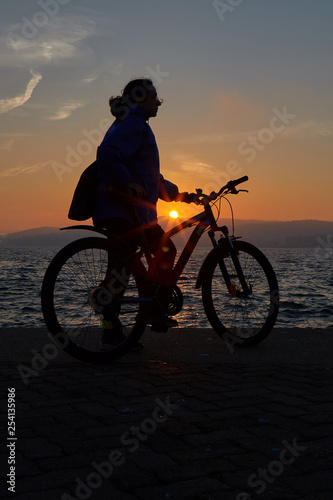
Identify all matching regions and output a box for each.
[202,241,279,347]
[41,238,149,362]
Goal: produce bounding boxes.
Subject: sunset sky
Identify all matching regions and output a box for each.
[1,0,332,234]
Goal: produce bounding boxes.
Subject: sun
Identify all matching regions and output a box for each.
[169,210,179,219]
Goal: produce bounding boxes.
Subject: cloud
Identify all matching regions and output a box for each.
[173,154,216,175]
[170,119,333,146]
[49,101,85,120]
[282,120,333,139]
[2,15,96,67]
[81,75,99,84]
[0,137,15,151]
[0,133,35,151]
[0,161,50,177]
[172,131,250,145]
[0,70,42,114]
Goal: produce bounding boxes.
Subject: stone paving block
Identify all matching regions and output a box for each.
[227,450,274,470]
[138,430,187,454]
[70,401,119,417]
[17,417,55,435]
[135,477,224,500]
[2,489,68,500]
[199,492,252,500]
[109,460,158,490]
[61,434,127,457]
[168,446,236,467]
[128,447,178,473]
[176,396,221,413]
[254,402,310,417]
[281,469,333,496]
[162,418,201,437]
[74,484,138,500]
[15,457,41,477]
[214,467,259,491]
[36,449,109,474]
[294,412,332,424]
[246,424,303,445]
[18,437,63,459]
[30,423,81,442]
[13,467,92,495]
[263,392,317,407]
[157,456,240,484]
[182,428,255,448]
[82,422,130,439]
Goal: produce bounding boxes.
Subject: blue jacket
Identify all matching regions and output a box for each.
[93,106,179,226]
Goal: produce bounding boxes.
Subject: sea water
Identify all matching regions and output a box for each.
[0,246,332,329]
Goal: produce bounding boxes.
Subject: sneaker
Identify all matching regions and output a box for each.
[149,315,178,332]
[100,329,144,352]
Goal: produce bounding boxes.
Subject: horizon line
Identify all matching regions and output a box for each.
[1,218,333,236]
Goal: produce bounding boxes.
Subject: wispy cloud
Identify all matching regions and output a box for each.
[2,15,96,67]
[0,133,35,151]
[82,75,99,84]
[0,161,50,177]
[49,101,85,120]
[0,70,42,114]
[170,119,333,146]
[0,137,14,151]
[282,120,333,138]
[173,154,216,175]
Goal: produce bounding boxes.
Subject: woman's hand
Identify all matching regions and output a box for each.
[175,192,197,203]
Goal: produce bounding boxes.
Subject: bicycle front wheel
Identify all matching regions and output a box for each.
[41,237,149,363]
[201,240,279,348]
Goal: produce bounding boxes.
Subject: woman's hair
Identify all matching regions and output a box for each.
[109,78,155,120]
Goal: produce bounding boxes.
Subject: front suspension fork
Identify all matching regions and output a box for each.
[217,226,252,297]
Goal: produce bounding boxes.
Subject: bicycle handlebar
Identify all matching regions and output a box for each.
[192,175,249,204]
[227,175,249,189]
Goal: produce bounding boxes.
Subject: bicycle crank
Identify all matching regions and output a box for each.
[155,284,183,316]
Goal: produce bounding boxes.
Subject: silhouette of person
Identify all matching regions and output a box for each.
[93,78,191,340]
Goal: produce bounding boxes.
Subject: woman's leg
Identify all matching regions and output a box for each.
[144,224,177,286]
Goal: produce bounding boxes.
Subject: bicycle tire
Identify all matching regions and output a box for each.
[201,240,279,348]
[41,237,149,363]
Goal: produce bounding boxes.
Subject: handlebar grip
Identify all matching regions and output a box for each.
[231,175,248,187]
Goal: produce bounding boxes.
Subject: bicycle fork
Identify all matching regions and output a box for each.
[217,226,252,298]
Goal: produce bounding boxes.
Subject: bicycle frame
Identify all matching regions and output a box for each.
[161,201,251,298]
[61,199,246,293]
[163,202,232,284]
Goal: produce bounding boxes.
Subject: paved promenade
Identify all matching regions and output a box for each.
[1,327,333,500]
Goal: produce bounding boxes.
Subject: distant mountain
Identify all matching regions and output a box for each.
[228,219,333,248]
[0,220,332,248]
[0,226,101,248]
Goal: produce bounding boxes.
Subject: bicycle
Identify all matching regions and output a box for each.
[41,175,279,363]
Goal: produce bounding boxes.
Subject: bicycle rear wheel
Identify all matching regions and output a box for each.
[41,237,149,363]
[201,240,279,348]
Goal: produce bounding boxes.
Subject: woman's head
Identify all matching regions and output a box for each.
[109,78,162,120]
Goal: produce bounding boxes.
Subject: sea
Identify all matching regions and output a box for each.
[0,246,332,330]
